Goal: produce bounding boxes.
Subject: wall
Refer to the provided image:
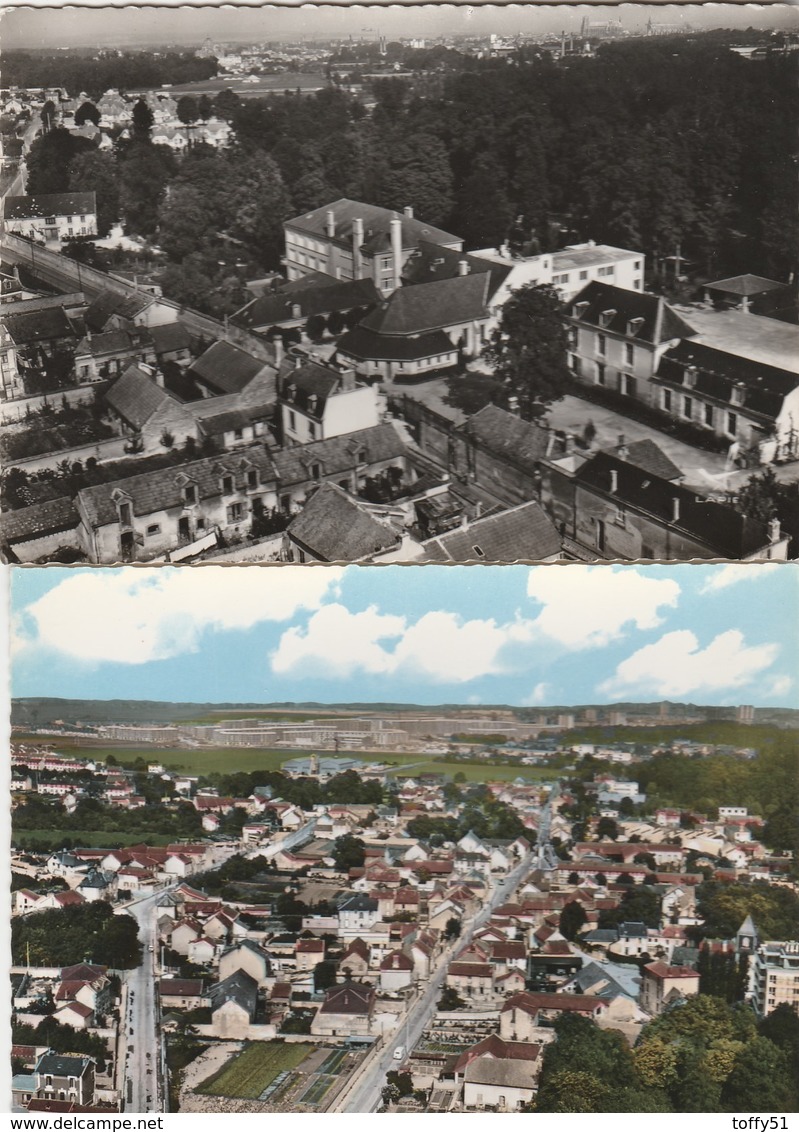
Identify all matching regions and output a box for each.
[6,524,81,563]
[8,433,130,474]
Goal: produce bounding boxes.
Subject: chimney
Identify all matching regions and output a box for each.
[768,518,781,544]
[458,258,470,276]
[352,216,364,280]
[460,512,469,530]
[403,206,414,219]
[610,468,618,493]
[154,367,165,389]
[325,209,336,238]
[273,336,283,367]
[672,496,680,523]
[507,394,520,415]
[338,367,356,392]
[618,442,629,460]
[564,432,575,455]
[390,213,403,293]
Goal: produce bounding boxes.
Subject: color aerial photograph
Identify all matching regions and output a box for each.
[8,562,799,1114]
[0,3,798,564]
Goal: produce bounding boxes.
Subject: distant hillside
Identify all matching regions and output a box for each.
[12,697,799,730]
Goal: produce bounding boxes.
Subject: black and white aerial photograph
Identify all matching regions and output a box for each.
[0,3,797,565]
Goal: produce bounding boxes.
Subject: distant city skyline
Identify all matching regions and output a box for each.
[3,3,798,51]
[10,563,798,708]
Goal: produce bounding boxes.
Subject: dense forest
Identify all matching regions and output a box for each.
[23,35,798,319]
[11,902,142,968]
[2,49,217,98]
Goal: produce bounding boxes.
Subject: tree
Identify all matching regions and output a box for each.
[438,985,465,1010]
[443,917,461,940]
[176,95,198,125]
[559,899,588,941]
[720,1036,797,1112]
[41,100,57,131]
[444,371,508,417]
[68,149,119,236]
[198,94,213,121]
[331,833,366,872]
[131,98,154,142]
[482,283,570,420]
[74,100,100,127]
[313,959,337,992]
[596,817,619,841]
[305,314,327,343]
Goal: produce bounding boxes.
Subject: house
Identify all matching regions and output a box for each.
[284,482,409,563]
[339,938,371,979]
[0,316,23,398]
[231,274,380,336]
[85,287,177,332]
[279,359,380,445]
[284,199,462,296]
[73,328,155,384]
[459,1036,544,1111]
[295,937,325,972]
[564,281,697,404]
[500,992,608,1039]
[189,340,275,400]
[32,1053,95,1107]
[54,1001,94,1030]
[209,970,259,1038]
[640,961,700,1015]
[74,448,279,562]
[3,304,79,384]
[311,980,375,1037]
[422,500,561,562]
[446,961,495,1000]
[104,363,198,452]
[195,406,271,452]
[379,949,414,992]
[336,272,492,381]
[652,339,799,463]
[338,894,380,935]
[541,443,790,561]
[3,191,97,243]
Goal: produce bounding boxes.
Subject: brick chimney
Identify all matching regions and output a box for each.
[325,209,336,238]
[458,258,470,276]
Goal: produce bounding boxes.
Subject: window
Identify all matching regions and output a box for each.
[682,396,693,419]
[727,412,737,436]
[308,421,316,440]
[227,502,244,522]
[222,475,234,494]
[311,462,322,481]
[625,342,634,367]
[613,507,626,528]
[662,389,672,412]
[596,363,606,386]
[119,502,132,526]
[569,353,581,375]
[597,334,606,357]
[579,270,588,280]
[46,216,56,225]
[184,484,198,506]
[80,214,86,222]
[704,403,714,426]
[233,428,243,440]
[634,260,642,269]
[146,523,161,537]
[280,494,291,513]
[287,409,296,431]
[247,469,258,488]
[623,374,636,397]
[472,544,485,558]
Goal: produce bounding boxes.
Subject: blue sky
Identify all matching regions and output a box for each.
[9,563,798,708]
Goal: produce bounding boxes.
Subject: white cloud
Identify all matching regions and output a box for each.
[598,629,779,699]
[526,567,680,649]
[23,567,343,664]
[700,563,782,593]
[765,674,793,699]
[272,605,534,683]
[525,682,552,706]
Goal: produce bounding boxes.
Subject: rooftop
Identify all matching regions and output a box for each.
[360,272,489,336]
[287,483,402,562]
[285,197,461,253]
[3,191,96,221]
[421,500,560,563]
[568,281,697,345]
[190,340,271,395]
[670,306,799,376]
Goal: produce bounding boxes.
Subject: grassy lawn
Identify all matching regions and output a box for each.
[11,828,174,848]
[198,1042,314,1099]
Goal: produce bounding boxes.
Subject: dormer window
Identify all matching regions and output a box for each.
[685,365,698,389]
[285,383,296,402]
[118,501,132,527]
[291,303,302,319]
[221,474,234,495]
[626,317,644,337]
[247,469,258,489]
[599,308,616,328]
[573,301,590,319]
[307,393,318,414]
[311,462,322,481]
[731,382,746,406]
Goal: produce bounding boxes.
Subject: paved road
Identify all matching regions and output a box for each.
[340,847,535,1113]
[119,888,173,1113]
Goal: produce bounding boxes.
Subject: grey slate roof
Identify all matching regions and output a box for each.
[4,306,76,345]
[338,324,456,362]
[655,339,799,421]
[288,483,401,561]
[285,198,461,252]
[85,288,155,331]
[76,449,278,528]
[272,422,408,488]
[190,340,270,395]
[232,276,380,330]
[457,404,551,471]
[209,970,258,1016]
[360,272,490,336]
[0,496,79,543]
[603,438,683,481]
[421,500,560,563]
[567,280,697,345]
[3,191,96,221]
[105,363,179,429]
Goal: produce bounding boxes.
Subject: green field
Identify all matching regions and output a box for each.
[198,1042,314,1099]
[11,828,174,848]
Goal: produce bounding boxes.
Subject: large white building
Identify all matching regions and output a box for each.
[3,192,97,243]
[748,940,799,1017]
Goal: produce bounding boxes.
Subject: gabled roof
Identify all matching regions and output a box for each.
[570,448,776,558]
[189,340,270,395]
[85,287,154,331]
[76,448,278,528]
[655,339,799,421]
[4,306,76,345]
[149,321,193,355]
[457,404,551,471]
[105,363,181,429]
[232,276,380,330]
[319,980,375,1015]
[567,281,696,345]
[422,500,560,563]
[273,422,407,487]
[3,191,96,220]
[402,239,512,299]
[602,438,683,481]
[0,496,79,545]
[359,272,490,337]
[209,970,258,1014]
[285,198,461,252]
[287,483,402,562]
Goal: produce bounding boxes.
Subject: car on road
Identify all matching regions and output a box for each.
[393,1046,405,1061]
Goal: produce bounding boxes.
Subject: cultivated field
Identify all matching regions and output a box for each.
[197,1042,314,1099]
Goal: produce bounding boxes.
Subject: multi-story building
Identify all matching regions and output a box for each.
[640,961,700,1015]
[3,191,97,243]
[748,940,799,1017]
[278,360,381,444]
[283,199,462,296]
